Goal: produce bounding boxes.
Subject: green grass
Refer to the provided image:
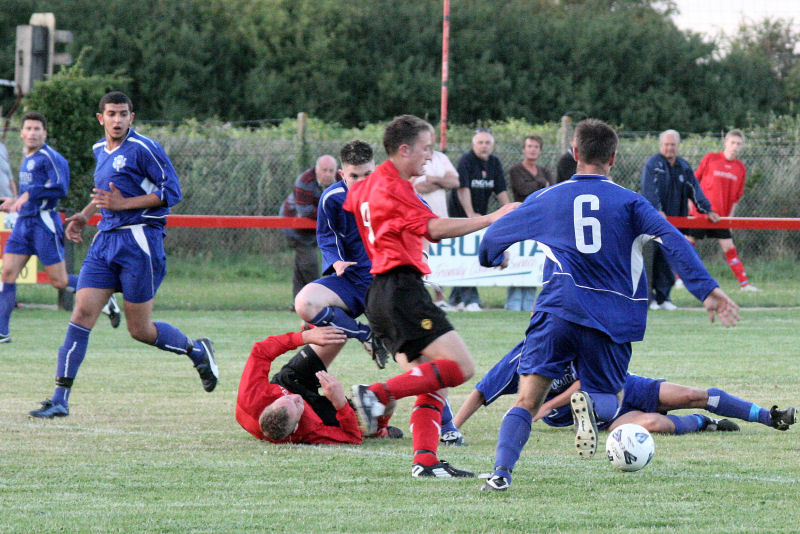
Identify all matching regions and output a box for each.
[1,306,798,533]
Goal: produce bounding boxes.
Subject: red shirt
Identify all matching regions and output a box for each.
[235,331,362,445]
[343,159,438,275]
[690,152,746,217]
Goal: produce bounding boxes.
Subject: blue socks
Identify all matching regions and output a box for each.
[65,274,78,293]
[440,398,457,434]
[52,322,92,406]
[707,388,771,426]
[666,413,706,434]
[0,282,16,336]
[153,321,205,365]
[310,306,370,342]
[493,407,533,482]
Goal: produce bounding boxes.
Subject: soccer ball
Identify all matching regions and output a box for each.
[605,423,654,472]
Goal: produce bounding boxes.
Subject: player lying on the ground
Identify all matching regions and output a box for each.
[235,325,401,444]
[450,339,797,435]
[293,140,390,369]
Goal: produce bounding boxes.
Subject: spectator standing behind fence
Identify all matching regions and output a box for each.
[0,139,17,199]
[686,130,758,291]
[641,129,719,310]
[448,129,510,311]
[504,134,554,311]
[279,155,338,307]
[555,148,577,183]
[413,143,459,310]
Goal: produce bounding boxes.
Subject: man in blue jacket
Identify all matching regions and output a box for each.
[640,130,719,309]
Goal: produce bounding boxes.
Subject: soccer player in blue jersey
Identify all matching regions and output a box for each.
[293,140,390,369]
[28,92,217,419]
[477,118,739,492]
[0,113,120,344]
[448,340,796,436]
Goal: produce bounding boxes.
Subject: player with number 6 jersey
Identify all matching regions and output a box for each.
[476,118,739,493]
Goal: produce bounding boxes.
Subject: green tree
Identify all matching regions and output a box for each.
[24,59,127,211]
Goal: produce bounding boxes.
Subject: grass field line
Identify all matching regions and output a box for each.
[1,419,231,439]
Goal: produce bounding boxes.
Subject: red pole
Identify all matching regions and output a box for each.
[440,0,450,152]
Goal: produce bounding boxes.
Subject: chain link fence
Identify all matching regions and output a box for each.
[2,126,799,263]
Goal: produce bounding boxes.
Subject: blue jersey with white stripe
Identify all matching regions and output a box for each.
[479,174,718,343]
[317,180,371,277]
[17,144,69,217]
[92,128,181,231]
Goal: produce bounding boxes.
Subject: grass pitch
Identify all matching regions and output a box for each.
[1,307,798,533]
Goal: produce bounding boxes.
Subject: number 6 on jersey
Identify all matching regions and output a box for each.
[573,194,601,253]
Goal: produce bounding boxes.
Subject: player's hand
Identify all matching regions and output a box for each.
[302,325,347,346]
[498,250,510,270]
[703,287,740,327]
[316,370,346,409]
[333,260,357,276]
[489,202,521,223]
[64,213,89,243]
[91,182,127,211]
[0,197,12,212]
[532,404,551,422]
[707,211,721,224]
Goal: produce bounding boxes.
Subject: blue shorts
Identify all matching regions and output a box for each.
[77,225,166,303]
[518,311,631,396]
[313,267,371,318]
[475,341,522,405]
[476,340,576,428]
[618,374,665,416]
[3,212,65,266]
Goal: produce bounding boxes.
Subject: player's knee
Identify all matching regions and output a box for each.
[293,295,320,322]
[457,360,474,382]
[127,322,154,344]
[49,277,68,290]
[638,413,670,434]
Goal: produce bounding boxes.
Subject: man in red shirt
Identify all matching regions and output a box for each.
[343,115,518,478]
[687,130,757,291]
[235,325,399,444]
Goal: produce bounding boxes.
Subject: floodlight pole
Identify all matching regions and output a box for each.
[440,0,450,152]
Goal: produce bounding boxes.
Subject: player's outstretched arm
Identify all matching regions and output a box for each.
[427,202,519,240]
[703,287,740,327]
[301,326,347,346]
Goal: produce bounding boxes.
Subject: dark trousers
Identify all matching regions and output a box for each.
[651,244,675,304]
[449,286,481,307]
[291,243,320,299]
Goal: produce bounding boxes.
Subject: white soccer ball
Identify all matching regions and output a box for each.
[605,423,655,472]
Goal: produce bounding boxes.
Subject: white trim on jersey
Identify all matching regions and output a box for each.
[546,272,649,302]
[321,185,347,262]
[39,146,64,188]
[630,234,654,294]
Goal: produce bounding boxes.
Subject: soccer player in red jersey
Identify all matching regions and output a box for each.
[343,115,518,478]
[687,130,757,290]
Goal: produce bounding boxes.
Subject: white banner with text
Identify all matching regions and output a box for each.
[426,228,545,287]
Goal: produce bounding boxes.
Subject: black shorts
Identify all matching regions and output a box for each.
[685,228,732,240]
[270,346,338,426]
[365,266,454,361]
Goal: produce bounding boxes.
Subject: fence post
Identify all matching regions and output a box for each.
[558,115,573,153]
[297,112,309,173]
